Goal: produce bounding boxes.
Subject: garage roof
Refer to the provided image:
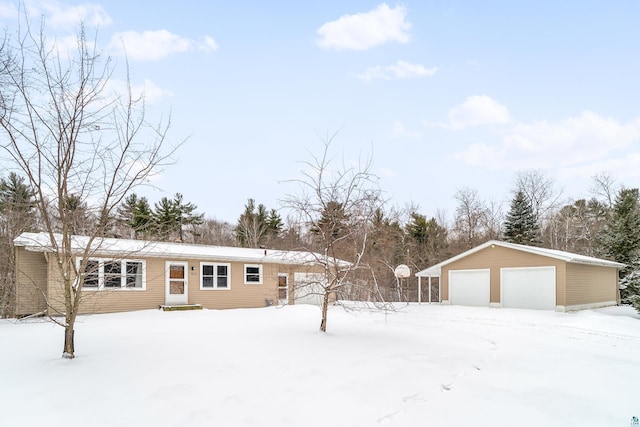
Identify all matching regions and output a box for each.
[415,240,625,277]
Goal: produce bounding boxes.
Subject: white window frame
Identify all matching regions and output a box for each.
[200,262,231,290]
[244,264,263,285]
[78,258,146,291]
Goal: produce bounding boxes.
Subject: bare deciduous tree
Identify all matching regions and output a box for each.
[513,169,562,223]
[282,135,383,332]
[194,218,237,246]
[484,198,504,241]
[0,20,178,358]
[234,199,282,248]
[590,171,619,210]
[452,187,489,249]
[545,198,610,255]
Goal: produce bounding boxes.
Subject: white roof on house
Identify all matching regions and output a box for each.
[14,232,333,266]
[415,240,625,277]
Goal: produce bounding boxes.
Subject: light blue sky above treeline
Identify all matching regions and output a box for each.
[1,1,638,223]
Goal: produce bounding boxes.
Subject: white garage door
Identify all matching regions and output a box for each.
[293,272,325,306]
[501,267,556,310]
[449,269,490,307]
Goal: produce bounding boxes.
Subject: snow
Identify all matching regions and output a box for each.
[1,304,639,426]
[14,231,330,266]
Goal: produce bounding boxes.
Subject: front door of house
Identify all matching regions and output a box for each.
[165,261,188,305]
[278,274,289,305]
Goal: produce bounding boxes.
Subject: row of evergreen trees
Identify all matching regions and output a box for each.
[117,193,204,242]
[1,169,639,316]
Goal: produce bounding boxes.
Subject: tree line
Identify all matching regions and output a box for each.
[2,167,638,318]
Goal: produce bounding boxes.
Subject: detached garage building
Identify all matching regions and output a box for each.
[415,240,624,311]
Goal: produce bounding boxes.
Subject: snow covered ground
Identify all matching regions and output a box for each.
[1,304,639,427]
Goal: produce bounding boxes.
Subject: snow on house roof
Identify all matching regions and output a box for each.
[415,240,625,277]
[13,232,337,266]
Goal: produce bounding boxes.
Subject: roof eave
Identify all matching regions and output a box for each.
[568,258,626,269]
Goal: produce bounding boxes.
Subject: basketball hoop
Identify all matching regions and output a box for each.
[394,264,410,279]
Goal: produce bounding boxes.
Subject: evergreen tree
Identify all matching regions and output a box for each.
[405,211,449,270]
[596,188,640,308]
[266,209,284,239]
[503,191,541,246]
[152,193,203,242]
[62,194,94,235]
[369,208,405,266]
[312,200,348,240]
[406,212,430,246]
[117,194,154,238]
[132,196,154,239]
[172,193,204,242]
[235,199,266,247]
[0,173,37,215]
[153,196,181,240]
[234,199,281,247]
[0,173,37,317]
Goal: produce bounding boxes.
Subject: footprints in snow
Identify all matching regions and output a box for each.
[440,360,486,392]
[376,394,427,424]
[378,353,493,423]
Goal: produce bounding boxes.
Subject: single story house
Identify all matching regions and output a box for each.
[14,232,331,316]
[415,240,624,311]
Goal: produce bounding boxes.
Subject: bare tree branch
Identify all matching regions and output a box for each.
[281,134,384,332]
[0,16,181,358]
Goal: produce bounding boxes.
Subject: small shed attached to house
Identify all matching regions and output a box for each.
[415,240,624,311]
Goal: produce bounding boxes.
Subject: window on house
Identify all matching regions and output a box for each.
[125,261,144,289]
[104,261,122,288]
[201,263,230,290]
[81,259,146,290]
[244,264,262,284]
[83,260,99,288]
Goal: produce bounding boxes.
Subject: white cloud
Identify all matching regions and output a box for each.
[106,79,172,106]
[560,152,640,181]
[390,121,422,139]
[134,79,173,105]
[454,111,640,172]
[109,30,219,61]
[316,3,411,51]
[40,1,111,28]
[46,34,85,59]
[355,65,386,82]
[200,35,219,52]
[357,61,437,82]
[108,30,186,61]
[447,95,510,129]
[388,61,437,79]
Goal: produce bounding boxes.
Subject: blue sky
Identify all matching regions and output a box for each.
[1,1,639,224]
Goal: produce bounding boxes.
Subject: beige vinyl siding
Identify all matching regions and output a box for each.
[565,263,618,306]
[15,247,48,315]
[36,249,323,314]
[45,257,165,315]
[49,258,287,314]
[72,258,280,314]
[442,245,567,306]
[190,260,278,309]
